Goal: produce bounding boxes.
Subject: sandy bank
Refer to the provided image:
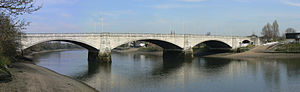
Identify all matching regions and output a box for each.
[0,62,98,92]
[205,45,300,59]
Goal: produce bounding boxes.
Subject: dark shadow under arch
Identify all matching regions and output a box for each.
[114,39,183,50]
[192,40,232,56]
[198,40,232,49]
[139,39,182,50]
[25,40,98,51]
[242,40,250,44]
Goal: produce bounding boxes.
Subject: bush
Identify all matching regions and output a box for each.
[275,43,300,52]
[0,14,23,62]
[246,45,255,48]
[0,54,12,82]
[0,14,22,82]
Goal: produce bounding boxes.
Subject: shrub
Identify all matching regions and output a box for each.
[0,54,12,82]
[275,43,300,52]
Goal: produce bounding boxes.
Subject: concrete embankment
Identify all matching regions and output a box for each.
[0,62,98,92]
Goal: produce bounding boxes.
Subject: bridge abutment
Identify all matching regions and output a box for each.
[183,48,194,60]
[98,51,112,63]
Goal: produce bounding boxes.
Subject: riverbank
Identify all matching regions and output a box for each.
[205,45,300,59]
[24,49,84,60]
[26,48,83,56]
[0,62,98,92]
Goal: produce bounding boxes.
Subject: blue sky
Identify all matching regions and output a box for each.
[24,0,300,36]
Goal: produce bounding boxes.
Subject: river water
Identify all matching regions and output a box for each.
[32,49,300,92]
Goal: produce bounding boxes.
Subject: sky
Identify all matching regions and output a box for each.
[23,0,300,36]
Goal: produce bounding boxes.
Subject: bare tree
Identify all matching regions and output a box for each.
[0,0,41,16]
[0,0,40,61]
[206,32,211,36]
[261,23,273,41]
[285,28,296,33]
[272,20,280,40]
[0,0,41,81]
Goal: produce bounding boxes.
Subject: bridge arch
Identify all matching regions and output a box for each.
[111,39,183,50]
[242,40,250,44]
[192,40,232,49]
[23,39,98,51]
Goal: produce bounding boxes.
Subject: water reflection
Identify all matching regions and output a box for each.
[33,49,300,92]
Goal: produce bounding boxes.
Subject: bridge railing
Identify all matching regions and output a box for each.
[22,32,251,38]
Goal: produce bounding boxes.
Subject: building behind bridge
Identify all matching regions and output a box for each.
[286,33,300,43]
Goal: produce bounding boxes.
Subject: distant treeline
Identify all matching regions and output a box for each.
[24,41,83,54]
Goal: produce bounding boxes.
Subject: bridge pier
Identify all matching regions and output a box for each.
[88,50,112,63]
[98,51,112,63]
[183,48,194,60]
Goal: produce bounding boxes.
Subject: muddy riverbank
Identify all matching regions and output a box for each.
[0,62,98,92]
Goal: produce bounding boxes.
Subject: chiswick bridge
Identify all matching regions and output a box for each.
[21,33,260,63]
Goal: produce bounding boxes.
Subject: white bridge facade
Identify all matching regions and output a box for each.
[21,33,260,63]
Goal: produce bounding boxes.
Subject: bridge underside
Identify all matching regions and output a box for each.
[94,39,189,63]
[201,40,232,49]
[139,39,183,50]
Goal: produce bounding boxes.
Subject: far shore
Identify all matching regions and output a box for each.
[26,48,84,56]
[112,48,163,55]
[204,45,300,60]
[204,52,300,59]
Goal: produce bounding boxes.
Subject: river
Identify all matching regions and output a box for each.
[32,49,300,92]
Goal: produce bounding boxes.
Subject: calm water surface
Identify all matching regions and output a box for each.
[32,49,300,92]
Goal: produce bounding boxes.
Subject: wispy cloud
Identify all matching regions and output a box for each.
[40,0,80,5]
[233,0,250,3]
[282,0,300,7]
[59,12,72,18]
[92,10,134,18]
[152,4,203,9]
[177,0,206,2]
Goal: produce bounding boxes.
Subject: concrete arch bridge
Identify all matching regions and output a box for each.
[21,33,260,63]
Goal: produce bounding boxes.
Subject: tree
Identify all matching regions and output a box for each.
[285,28,296,33]
[0,14,22,61]
[206,32,211,36]
[272,20,280,40]
[0,0,41,16]
[261,20,282,42]
[0,0,40,81]
[261,23,273,41]
[0,0,40,61]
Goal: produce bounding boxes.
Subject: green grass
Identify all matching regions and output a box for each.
[0,53,12,82]
[231,45,256,53]
[275,43,300,52]
[0,54,11,72]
